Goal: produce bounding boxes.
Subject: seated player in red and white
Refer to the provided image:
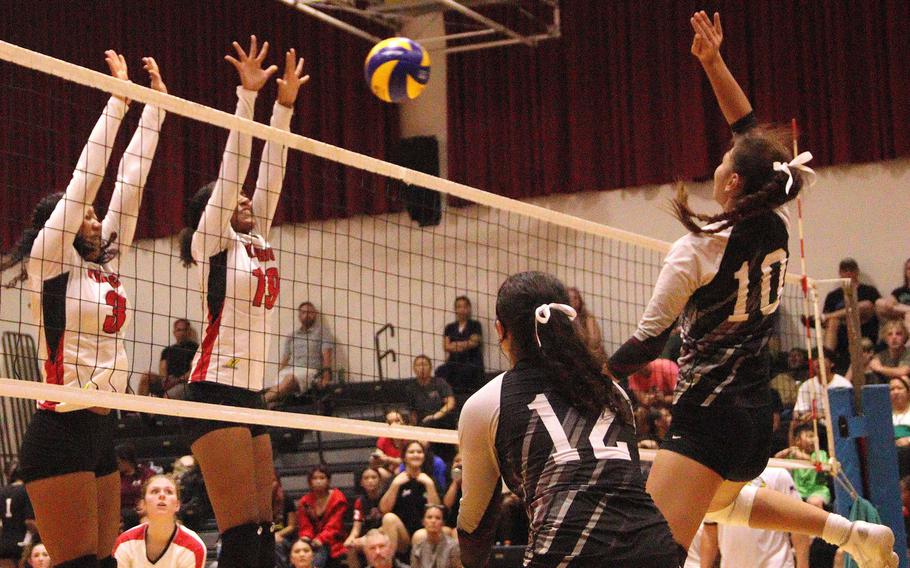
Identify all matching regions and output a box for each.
[113,475,205,568]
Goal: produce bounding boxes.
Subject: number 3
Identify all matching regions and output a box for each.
[729,249,788,322]
[103,291,127,334]
[528,393,630,463]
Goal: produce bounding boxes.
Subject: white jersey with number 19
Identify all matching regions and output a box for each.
[188,87,292,391]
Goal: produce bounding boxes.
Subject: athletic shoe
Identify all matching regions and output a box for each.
[840,521,899,568]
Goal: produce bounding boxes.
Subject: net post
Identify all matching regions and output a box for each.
[829,387,864,519]
[860,385,909,567]
[842,282,866,408]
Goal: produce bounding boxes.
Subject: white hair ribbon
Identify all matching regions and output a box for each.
[772,151,817,195]
[534,303,577,348]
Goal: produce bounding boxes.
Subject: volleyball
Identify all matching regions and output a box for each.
[364,37,430,103]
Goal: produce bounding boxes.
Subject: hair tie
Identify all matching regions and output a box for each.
[772,151,817,195]
[534,303,577,348]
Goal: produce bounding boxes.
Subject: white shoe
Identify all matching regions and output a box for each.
[839,521,899,568]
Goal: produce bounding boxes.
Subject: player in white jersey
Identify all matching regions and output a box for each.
[607,12,896,568]
[3,54,167,568]
[176,37,308,568]
[113,475,206,568]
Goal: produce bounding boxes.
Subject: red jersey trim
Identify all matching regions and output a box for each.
[190,308,223,383]
[173,526,206,568]
[39,334,65,411]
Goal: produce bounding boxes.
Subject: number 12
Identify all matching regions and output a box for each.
[528,393,630,464]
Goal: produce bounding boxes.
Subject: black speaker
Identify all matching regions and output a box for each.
[389,136,442,227]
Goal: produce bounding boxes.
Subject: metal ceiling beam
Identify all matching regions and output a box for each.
[279,0,384,43]
[435,0,533,46]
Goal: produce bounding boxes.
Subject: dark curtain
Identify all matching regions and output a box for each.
[447,0,910,200]
[0,0,400,249]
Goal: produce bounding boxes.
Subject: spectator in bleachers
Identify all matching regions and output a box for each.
[174,458,211,532]
[288,538,316,568]
[16,543,50,568]
[363,529,410,568]
[410,505,461,568]
[627,358,678,407]
[116,442,155,529]
[138,318,199,399]
[344,467,388,568]
[297,466,348,568]
[373,411,406,484]
[774,423,830,509]
[769,347,808,409]
[870,320,910,382]
[640,405,672,449]
[267,301,335,406]
[442,454,462,531]
[395,442,447,492]
[437,296,484,396]
[113,474,206,567]
[891,377,910,478]
[846,337,880,385]
[821,258,881,371]
[407,356,456,428]
[875,258,910,327]
[380,442,441,539]
[567,287,606,361]
[793,349,852,421]
[0,462,36,568]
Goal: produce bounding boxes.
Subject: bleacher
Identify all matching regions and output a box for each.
[113,378,430,564]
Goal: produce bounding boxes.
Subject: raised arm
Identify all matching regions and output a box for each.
[192,36,277,260]
[691,11,753,126]
[104,57,168,264]
[30,51,129,279]
[252,48,309,236]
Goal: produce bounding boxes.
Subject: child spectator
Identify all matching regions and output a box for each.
[774,422,830,509]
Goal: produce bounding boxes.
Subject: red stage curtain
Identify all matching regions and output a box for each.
[447,0,910,200]
[0,1,399,249]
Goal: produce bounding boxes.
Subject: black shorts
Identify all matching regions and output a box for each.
[18,409,117,483]
[0,540,23,560]
[183,381,268,444]
[661,403,773,482]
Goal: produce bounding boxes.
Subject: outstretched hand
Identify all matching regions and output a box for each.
[225,35,278,92]
[277,48,310,108]
[105,50,130,104]
[142,57,167,94]
[690,11,723,65]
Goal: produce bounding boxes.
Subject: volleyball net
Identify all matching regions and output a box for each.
[0,40,829,481]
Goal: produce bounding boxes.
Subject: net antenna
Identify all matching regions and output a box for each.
[276,0,561,54]
[791,118,862,496]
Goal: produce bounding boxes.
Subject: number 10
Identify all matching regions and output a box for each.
[729,249,788,322]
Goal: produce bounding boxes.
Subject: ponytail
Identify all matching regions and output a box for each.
[496,271,632,424]
[672,125,810,234]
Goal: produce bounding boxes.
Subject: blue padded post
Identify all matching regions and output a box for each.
[861,384,908,567]
[829,388,864,519]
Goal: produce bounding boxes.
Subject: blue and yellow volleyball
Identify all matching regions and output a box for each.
[364,37,430,103]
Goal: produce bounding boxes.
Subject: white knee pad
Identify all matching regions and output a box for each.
[703,484,758,527]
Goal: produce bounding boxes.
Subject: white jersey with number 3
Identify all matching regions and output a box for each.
[26,96,164,412]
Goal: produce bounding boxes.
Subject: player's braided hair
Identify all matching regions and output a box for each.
[672,125,805,234]
[1,192,118,288]
[496,271,633,424]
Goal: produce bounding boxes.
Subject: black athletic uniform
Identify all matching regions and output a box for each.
[611,114,791,481]
[0,483,34,559]
[457,362,681,568]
